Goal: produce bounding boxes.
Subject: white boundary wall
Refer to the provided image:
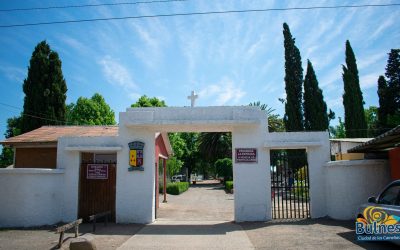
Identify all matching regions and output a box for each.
[0,107,341,226]
[325,160,390,220]
[0,169,64,227]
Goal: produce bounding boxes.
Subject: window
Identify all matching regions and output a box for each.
[378,184,400,206]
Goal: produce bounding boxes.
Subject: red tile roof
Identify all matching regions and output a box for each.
[2,126,118,145]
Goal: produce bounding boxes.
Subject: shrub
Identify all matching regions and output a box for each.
[215,158,233,181]
[160,182,189,195]
[225,181,233,192]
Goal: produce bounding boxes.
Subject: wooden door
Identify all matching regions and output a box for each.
[78,164,116,222]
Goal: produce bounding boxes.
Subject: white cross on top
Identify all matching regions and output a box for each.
[187,90,198,108]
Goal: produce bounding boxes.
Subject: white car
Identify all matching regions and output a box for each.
[171,175,185,182]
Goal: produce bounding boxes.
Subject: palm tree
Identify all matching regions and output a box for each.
[197,132,232,162]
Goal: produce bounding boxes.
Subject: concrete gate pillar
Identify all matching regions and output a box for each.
[116,126,156,224]
[232,121,271,222]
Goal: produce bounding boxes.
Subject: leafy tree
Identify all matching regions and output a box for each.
[67,93,116,125]
[131,95,166,107]
[215,158,233,181]
[0,117,22,167]
[168,133,185,159]
[21,41,67,133]
[166,157,183,177]
[364,106,378,137]
[385,49,400,109]
[342,40,367,138]
[249,101,285,132]
[179,132,200,181]
[377,49,400,134]
[329,117,346,138]
[303,60,329,131]
[268,114,285,132]
[283,23,304,131]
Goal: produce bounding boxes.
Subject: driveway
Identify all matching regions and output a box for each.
[157,180,234,221]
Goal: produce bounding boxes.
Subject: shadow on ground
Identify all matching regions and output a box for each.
[240,217,399,250]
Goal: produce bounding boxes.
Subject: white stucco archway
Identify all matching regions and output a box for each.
[117,106,270,223]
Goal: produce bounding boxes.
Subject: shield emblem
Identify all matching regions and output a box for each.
[129,141,144,167]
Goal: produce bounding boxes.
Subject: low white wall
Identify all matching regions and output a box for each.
[325,160,390,220]
[0,168,64,227]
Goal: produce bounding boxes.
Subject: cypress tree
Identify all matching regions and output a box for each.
[21,41,67,133]
[282,23,306,171]
[377,49,400,134]
[377,75,389,133]
[283,23,304,131]
[342,40,367,138]
[303,60,329,131]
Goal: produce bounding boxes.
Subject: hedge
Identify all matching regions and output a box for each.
[225,181,233,192]
[159,182,189,195]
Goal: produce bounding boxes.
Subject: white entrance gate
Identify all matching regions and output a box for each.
[116,106,330,223]
[117,106,270,223]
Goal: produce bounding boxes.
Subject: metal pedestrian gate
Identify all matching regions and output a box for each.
[270,149,310,219]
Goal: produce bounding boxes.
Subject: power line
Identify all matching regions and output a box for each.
[0,0,189,12]
[0,102,77,125]
[1,3,399,28]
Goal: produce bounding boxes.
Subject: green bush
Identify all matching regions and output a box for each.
[160,182,189,195]
[225,181,233,192]
[215,158,233,181]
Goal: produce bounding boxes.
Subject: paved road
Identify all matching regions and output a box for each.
[157,180,234,221]
[118,181,252,249]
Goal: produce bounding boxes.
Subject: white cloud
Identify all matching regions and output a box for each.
[98,56,137,92]
[59,35,89,54]
[128,93,141,101]
[0,64,25,83]
[199,78,245,105]
[358,52,386,70]
[360,72,380,90]
[369,14,396,41]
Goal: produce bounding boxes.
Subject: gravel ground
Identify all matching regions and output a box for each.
[0,223,143,250]
[240,218,399,250]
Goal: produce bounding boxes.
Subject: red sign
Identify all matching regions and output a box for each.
[87,164,108,179]
[235,148,258,163]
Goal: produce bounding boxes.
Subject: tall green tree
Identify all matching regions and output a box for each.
[131,95,166,107]
[67,93,116,125]
[283,23,304,131]
[303,60,329,131]
[21,41,67,133]
[377,49,400,134]
[0,117,22,167]
[342,40,367,138]
[377,75,390,134]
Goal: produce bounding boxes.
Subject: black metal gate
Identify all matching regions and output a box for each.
[270,149,310,219]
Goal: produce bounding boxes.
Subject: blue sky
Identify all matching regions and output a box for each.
[0,0,399,141]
